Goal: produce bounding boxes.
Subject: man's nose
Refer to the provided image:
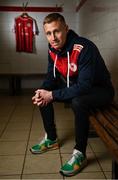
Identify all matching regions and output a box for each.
[51,32,56,40]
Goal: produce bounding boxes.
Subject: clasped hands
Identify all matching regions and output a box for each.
[32,89,53,107]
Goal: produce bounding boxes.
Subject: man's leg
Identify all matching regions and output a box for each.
[39,102,57,140]
[30,102,59,154]
[71,97,89,156]
[60,87,114,176]
[71,87,114,155]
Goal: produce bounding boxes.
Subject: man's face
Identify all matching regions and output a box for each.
[43,20,68,50]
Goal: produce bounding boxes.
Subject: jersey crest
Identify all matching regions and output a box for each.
[49,44,83,77]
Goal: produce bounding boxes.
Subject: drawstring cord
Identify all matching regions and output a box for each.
[67,51,70,88]
[53,54,57,78]
[53,52,70,88]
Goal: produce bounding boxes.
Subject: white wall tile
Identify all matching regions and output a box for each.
[76,0,118,101]
[0,0,77,75]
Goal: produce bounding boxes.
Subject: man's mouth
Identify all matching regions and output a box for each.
[53,43,59,46]
[51,40,60,46]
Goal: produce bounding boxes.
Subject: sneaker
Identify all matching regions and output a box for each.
[30,134,59,154]
[60,149,87,176]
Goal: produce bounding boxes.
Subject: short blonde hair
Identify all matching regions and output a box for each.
[43,13,66,25]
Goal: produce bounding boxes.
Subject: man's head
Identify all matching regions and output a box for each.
[43,13,69,50]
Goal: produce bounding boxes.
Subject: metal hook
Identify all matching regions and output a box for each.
[22,1,29,12]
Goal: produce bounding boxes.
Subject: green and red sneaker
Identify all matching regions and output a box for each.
[30,134,59,154]
[60,149,87,177]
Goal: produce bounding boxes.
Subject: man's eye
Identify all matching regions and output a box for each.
[46,32,51,36]
[54,30,60,34]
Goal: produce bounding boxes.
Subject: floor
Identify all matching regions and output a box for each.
[0,94,112,179]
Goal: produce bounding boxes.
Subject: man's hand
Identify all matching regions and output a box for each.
[32,89,53,107]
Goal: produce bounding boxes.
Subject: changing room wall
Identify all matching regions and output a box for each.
[0,0,77,90]
[76,0,118,102]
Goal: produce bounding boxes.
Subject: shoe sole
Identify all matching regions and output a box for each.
[60,159,87,177]
[30,144,59,154]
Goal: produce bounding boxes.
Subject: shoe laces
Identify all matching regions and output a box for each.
[68,149,83,165]
[68,155,76,165]
[39,133,47,144]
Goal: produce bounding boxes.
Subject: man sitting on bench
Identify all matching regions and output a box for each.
[30,13,115,177]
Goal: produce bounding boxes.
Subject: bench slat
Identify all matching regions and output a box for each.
[90,103,118,179]
[89,115,118,162]
[91,111,118,144]
[102,110,118,129]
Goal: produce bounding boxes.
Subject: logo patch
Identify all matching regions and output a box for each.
[74,44,83,52]
[69,63,77,72]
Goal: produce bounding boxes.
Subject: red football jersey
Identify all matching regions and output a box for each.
[15,14,36,53]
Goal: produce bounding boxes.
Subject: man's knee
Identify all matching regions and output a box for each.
[71,96,89,112]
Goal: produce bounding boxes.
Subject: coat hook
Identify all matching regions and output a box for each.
[22,1,29,12]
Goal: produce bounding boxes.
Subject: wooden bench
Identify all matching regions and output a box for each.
[89,102,118,179]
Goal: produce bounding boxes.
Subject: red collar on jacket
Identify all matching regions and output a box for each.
[49,44,83,78]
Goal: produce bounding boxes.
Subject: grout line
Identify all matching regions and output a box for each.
[89,141,108,179]
[20,105,35,179]
[0,174,21,179]
[58,146,65,180]
[0,105,16,138]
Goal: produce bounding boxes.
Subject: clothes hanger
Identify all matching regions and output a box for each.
[21,12,28,17]
[21,2,29,17]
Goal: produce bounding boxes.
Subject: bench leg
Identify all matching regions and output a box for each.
[112,160,118,179]
[9,76,15,95]
[9,76,21,95]
[15,77,21,95]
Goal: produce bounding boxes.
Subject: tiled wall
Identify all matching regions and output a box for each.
[0,0,76,74]
[0,0,77,89]
[76,0,118,102]
[0,0,118,102]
